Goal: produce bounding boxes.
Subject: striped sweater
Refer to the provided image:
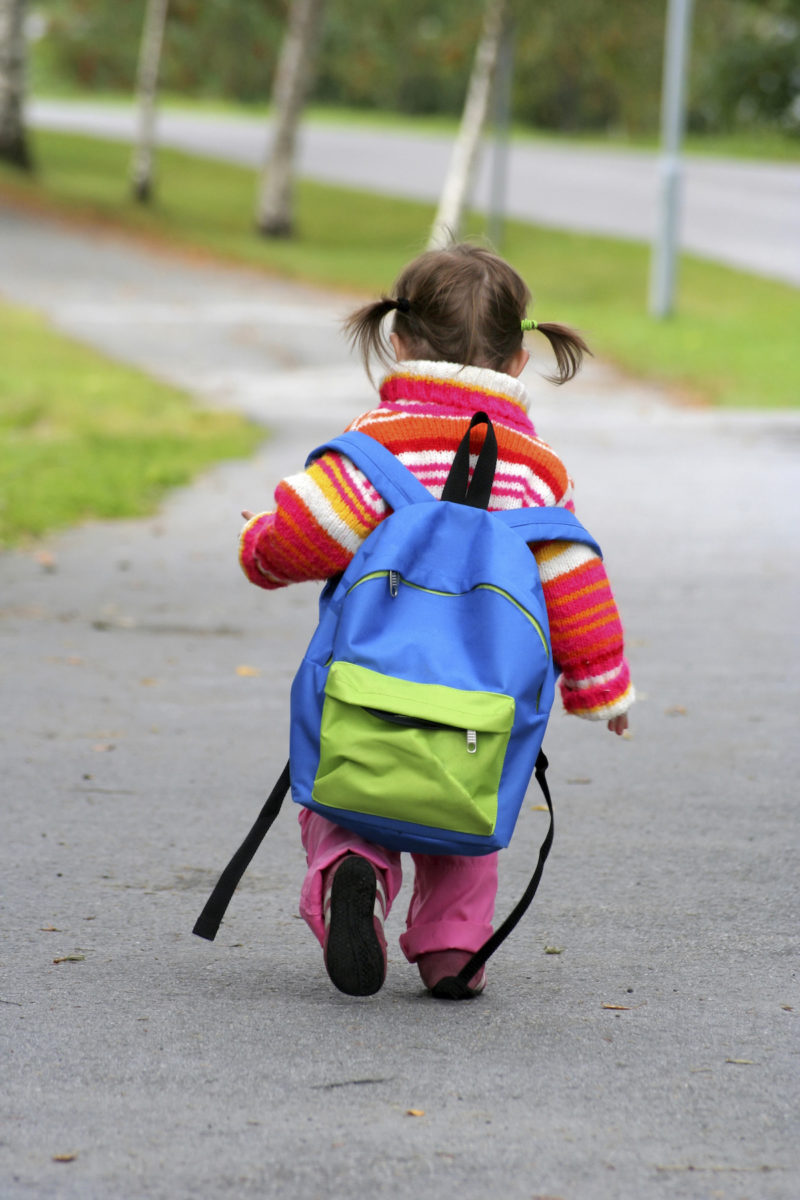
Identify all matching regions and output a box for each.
[240,360,634,721]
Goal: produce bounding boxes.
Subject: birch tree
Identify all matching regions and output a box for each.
[130,0,169,203]
[256,0,325,238]
[428,0,509,249]
[0,0,31,169]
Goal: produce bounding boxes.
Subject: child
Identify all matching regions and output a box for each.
[239,243,634,1000]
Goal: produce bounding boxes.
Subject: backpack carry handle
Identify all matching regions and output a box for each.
[440,412,498,509]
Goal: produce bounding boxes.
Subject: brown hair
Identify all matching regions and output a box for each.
[343,242,590,384]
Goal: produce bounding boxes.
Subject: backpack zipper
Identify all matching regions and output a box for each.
[347,572,548,654]
[364,705,479,753]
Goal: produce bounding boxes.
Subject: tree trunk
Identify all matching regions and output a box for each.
[130,0,169,203]
[0,0,32,169]
[256,0,325,238]
[428,0,509,249]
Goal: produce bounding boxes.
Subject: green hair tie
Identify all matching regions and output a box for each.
[521,318,538,331]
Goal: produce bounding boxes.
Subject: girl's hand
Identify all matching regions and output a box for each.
[607,714,629,736]
[241,510,255,521]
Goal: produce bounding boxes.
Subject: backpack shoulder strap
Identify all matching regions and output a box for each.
[306,431,434,511]
[495,506,602,558]
[431,751,555,1000]
[192,761,291,942]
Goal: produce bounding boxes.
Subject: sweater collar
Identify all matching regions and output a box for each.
[379,360,531,423]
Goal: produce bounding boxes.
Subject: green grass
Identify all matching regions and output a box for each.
[1,128,799,410]
[0,301,263,545]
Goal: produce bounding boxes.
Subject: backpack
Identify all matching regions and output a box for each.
[194,413,602,990]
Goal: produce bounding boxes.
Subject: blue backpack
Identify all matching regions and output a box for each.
[195,414,601,984]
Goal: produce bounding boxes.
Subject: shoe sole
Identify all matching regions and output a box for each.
[325,856,386,997]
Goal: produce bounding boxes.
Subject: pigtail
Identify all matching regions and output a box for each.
[343,297,400,384]
[535,322,592,385]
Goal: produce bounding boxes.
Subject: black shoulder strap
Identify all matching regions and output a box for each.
[440,411,498,509]
[430,751,555,999]
[192,760,291,942]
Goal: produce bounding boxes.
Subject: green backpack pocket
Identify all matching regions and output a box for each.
[313,661,515,836]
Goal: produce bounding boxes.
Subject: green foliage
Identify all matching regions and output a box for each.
[2,129,798,412]
[0,300,263,545]
[316,2,482,116]
[33,0,286,101]
[692,1,800,133]
[31,0,800,138]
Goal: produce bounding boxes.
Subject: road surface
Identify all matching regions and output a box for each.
[1,201,799,1199]
[29,99,800,288]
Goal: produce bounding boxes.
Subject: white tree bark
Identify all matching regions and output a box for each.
[256,0,325,238]
[428,0,509,249]
[0,0,31,169]
[130,0,169,203]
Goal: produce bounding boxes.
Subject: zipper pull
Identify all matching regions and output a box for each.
[466,730,477,754]
[389,570,400,598]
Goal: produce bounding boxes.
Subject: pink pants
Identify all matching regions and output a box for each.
[298,809,498,962]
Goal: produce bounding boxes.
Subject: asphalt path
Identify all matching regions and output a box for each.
[1,201,799,1199]
[29,99,800,288]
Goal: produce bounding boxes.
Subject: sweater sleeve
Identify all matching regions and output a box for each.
[238,452,387,590]
[532,539,634,720]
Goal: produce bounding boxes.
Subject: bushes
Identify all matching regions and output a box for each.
[32,0,800,138]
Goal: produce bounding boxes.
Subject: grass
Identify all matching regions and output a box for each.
[2,129,797,410]
[0,300,263,546]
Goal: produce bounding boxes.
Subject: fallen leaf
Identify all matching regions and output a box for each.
[665,705,688,717]
[602,1003,630,1011]
[139,678,158,687]
[781,1005,793,1011]
[53,954,86,964]
[530,803,548,811]
[544,945,563,955]
[405,1109,425,1117]
[36,551,58,572]
[40,925,60,932]
[65,656,83,666]
[52,1153,78,1163]
[725,1058,755,1065]
[567,777,592,785]
[92,743,115,753]
[236,665,261,677]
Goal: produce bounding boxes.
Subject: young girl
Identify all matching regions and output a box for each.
[239,243,634,1000]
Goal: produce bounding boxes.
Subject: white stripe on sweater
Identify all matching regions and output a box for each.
[535,541,599,583]
[563,662,627,690]
[286,470,366,555]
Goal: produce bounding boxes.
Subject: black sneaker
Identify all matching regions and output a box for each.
[323,855,387,996]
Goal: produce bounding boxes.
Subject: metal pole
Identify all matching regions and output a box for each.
[649,0,694,318]
[488,14,514,249]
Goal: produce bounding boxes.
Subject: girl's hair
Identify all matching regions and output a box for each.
[343,242,590,384]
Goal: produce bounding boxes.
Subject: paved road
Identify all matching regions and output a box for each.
[1,201,799,1199]
[30,99,800,287]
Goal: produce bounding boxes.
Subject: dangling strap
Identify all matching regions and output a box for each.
[440,411,498,509]
[192,760,291,942]
[430,751,555,1000]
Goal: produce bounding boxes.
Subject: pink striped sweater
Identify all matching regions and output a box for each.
[240,360,634,720]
